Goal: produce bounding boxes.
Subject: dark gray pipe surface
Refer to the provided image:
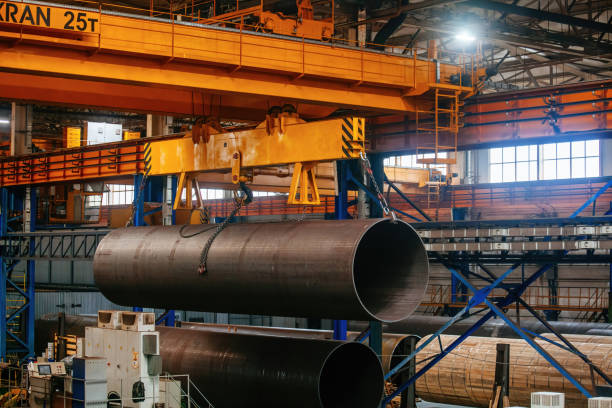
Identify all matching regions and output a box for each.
[158,326,384,408]
[350,315,612,338]
[586,329,612,336]
[179,321,418,374]
[93,219,429,322]
[36,316,385,408]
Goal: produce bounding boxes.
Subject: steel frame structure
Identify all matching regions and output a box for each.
[380,180,612,406]
[0,187,36,362]
[1,231,107,261]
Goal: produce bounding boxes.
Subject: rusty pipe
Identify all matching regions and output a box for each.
[93,219,429,322]
[158,326,384,408]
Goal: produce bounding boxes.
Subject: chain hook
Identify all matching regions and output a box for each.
[358,152,398,223]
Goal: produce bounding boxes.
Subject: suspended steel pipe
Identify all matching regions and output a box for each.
[93,219,429,322]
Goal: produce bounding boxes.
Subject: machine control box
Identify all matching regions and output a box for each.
[28,362,66,377]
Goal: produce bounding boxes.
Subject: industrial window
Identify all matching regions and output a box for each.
[252,191,281,197]
[384,153,448,175]
[84,195,101,222]
[200,189,226,200]
[102,184,134,206]
[540,140,599,180]
[489,145,538,183]
[182,189,283,201]
[488,140,600,183]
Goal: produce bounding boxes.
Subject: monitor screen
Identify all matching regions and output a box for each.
[37,364,51,375]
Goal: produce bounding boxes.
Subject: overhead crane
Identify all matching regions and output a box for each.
[0,109,365,205]
[0,0,480,115]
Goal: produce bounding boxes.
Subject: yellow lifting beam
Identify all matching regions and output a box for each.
[146,115,366,205]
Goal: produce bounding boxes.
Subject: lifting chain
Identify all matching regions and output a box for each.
[197,182,253,275]
[359,152,397,222]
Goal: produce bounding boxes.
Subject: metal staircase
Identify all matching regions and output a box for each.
[415,84,464,206]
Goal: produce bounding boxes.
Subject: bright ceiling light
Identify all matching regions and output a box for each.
[0,119,10,124]
[455,31,476,43]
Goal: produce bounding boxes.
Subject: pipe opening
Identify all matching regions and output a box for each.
[319,342,384,408]
[353,220,429,322]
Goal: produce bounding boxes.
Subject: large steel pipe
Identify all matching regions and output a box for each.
[36,315,411,377]
[350,315,612,338]
[415,334,612,407]
[158,326,384,408]
[179,321,418,374]
[93,219,429,322]
[36,316,385,408]
[587,329,612,336]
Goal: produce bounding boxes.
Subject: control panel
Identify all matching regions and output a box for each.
[28,362,66,378]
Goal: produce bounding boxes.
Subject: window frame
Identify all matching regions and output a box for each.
[488,140,600,183]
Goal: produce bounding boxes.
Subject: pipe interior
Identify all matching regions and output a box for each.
[318,342,384,408]
[353,220,429,322]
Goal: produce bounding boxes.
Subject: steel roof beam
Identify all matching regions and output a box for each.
[463,0,612,33]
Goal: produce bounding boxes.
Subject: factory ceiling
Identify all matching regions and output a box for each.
[94,0,609,92]
[359,0,612,91]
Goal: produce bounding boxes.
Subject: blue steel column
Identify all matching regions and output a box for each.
[132,175,145,312]
[25,188,36,359]
[0,188,7,361]
[368,154,384,358]
[451,273,458,303]
[333,161,348,340]
[133,174,146,228]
